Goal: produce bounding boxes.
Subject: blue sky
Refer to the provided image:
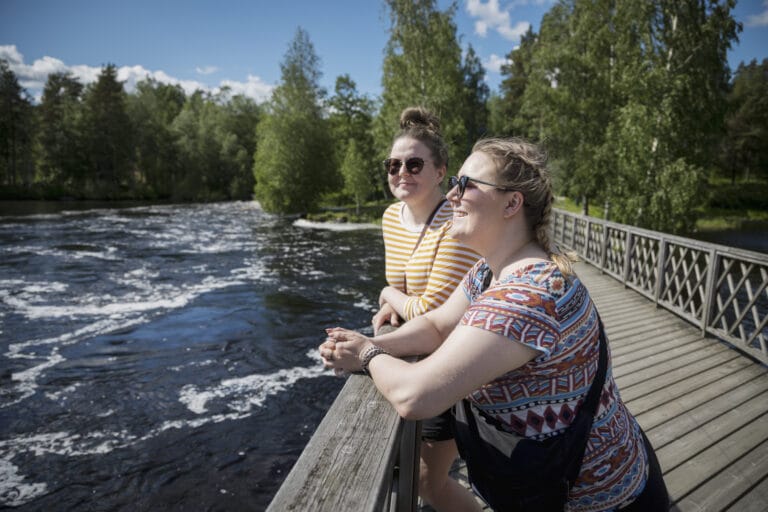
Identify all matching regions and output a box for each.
[2,0,767,103]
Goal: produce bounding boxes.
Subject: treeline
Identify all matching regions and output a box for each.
[1,0,767,234]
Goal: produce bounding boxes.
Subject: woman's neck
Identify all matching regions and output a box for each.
[485,235,547,282]
[403,190,445,226]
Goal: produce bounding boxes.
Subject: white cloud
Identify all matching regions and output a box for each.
[215,75,273,103]
[484,53,512,73]
[466,0,531,41]
[0,45,272,103]
[195,66,218,75]
[746,1,768,27]
[498,20,531,40]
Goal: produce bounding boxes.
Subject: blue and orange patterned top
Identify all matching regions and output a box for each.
[460,259,649,511]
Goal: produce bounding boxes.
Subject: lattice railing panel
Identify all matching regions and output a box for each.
[586,223,604,263]
[659,244,710,322]
[604,228,627,276]
[708,258,768,359]
[572,218,588,254]
[627,235,659,295]
[551,208,768,364]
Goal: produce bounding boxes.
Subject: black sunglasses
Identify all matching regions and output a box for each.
[448,175,516,200]
[384,157,425,176]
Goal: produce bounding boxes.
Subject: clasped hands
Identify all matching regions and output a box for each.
[319,327,373,376]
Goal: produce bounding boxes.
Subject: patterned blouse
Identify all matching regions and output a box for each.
[460,259,649,511]
[382,201,480,319]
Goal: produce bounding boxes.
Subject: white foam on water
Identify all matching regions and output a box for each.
[0,459,48,508]
[179,350,326,414]
[0,352,333,507]
[293,219,380,231]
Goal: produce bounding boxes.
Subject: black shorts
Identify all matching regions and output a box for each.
[421,408,454,442]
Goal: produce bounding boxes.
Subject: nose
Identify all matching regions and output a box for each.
[446,182,460,201]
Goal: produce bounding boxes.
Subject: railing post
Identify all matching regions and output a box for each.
[391,420,422,512]
[600,223,609,272]
[701,248,719,336]
[622,232,634,286]
[571,215,578,249]
[585,219,592,261]
[654,238,667,306]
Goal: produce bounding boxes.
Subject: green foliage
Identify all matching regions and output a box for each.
[128,78,185,198]
[721,59,768,183]
[81,64,135,196]
[327,75,377,198]
[38,72,85,188]
[377,0,468,172]
[253,28,333,213]
[0,58,35,187]
[460,44,490,155]
[340,138,374,214]
[492,26,537,136]
[513,0,741,235]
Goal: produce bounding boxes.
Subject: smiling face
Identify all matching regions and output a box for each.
[447,151,510,248]
[387,136,445,204]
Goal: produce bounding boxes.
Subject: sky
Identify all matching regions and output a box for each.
[1,0,767,104]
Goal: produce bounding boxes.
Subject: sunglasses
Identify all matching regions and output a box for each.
[384,157,425,176]
[448,175,516,200]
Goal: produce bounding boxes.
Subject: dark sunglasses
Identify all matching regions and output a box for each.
[384,157,425,176]
[448,175,516,200]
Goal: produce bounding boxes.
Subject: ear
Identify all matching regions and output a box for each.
[503,191,525,218]
[435,165,446,183]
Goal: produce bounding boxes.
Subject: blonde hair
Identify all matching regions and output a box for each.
[472,137,577,276]
[394,106,448,168]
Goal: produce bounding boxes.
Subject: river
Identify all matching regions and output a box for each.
[0,201,383,511]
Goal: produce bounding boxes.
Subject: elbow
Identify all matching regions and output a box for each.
[390,391,437,421]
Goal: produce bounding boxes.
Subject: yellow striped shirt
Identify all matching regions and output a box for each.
[382,201,481,319]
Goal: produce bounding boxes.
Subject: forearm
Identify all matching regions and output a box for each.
[372,314,443,357]
[379,286,408,318]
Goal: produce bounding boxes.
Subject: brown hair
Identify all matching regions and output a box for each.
[393,106,448,169]
[472,137,577,276]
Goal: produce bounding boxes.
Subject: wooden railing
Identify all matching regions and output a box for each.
[266,373,421,512]
[268,209,767,511]
[551,209,768,365]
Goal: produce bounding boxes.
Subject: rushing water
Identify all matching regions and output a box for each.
[0,201,384,511]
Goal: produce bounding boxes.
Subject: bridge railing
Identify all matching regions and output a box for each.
[266,372,421,512]
[552,209,768,365]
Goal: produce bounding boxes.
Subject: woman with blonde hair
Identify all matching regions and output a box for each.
[321,137,669,511]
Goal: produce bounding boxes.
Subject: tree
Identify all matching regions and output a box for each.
[460,44,489,155]
[377,0,467,172]
[81,64,134,196]
[128,78,185,198]
[606,0,741,232]
[516,0,740,232]
[0,59,35,187]
[721,59,768,183]
[340,138,374,214]
[38,72,85,188]
[493,26,537,136]
[327,74,377,200]
[253,28,333,213]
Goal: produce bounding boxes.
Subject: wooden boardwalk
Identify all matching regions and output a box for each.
[441,262,768,512]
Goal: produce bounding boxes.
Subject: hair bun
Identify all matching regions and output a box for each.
[399,106,441,136]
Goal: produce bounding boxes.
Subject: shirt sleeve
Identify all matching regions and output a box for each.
[460,282,561,357]
[403,223,480,319]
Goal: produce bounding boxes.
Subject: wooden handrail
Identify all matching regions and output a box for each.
[266,373,421,512]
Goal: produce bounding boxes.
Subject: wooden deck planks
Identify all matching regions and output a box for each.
[578,263,768,511]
